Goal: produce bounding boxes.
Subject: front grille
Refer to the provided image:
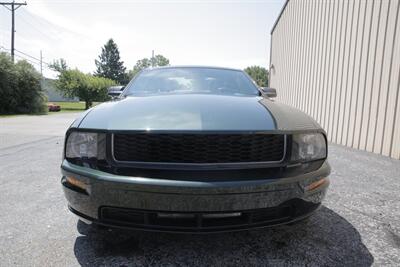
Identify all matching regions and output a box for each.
[112,133,285,164]
[99,206,293,232]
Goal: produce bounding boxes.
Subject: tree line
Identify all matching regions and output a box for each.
[51,38,170,110]
[93,39,170,84]
[75,38,269,93]
[0,37,269,114]
[54,53,269,111]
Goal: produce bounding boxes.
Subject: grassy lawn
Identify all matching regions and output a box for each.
[51,101,86,112]
[50,101,100,113]
[0,113,48,118]
[0,114,20,118]
[0,102,100,117]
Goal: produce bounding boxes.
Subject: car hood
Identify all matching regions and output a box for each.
[74,94,321,131]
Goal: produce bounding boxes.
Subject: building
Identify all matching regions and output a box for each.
[269,0,400,159]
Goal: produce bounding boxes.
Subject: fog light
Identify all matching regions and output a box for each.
[66,176,87,190]
[306,177,329,191]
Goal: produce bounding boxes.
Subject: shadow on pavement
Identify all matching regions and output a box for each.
[73,206,373,266]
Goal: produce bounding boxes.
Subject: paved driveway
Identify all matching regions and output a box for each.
[0,113,399,266]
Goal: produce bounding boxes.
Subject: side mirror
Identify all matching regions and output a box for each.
[260,87,277,98]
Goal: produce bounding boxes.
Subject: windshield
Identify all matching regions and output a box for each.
[123,67,260,96]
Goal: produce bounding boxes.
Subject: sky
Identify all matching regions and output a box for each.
[0,0,284,78]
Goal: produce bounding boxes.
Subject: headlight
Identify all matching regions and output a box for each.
[291,133,327,162]
[65,132,106,160]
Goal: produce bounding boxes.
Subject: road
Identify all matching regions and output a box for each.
[0,113,399,266]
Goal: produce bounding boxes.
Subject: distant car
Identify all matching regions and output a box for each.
[61,66,330,233]
[48,103,61,112]
[107,86,125,98]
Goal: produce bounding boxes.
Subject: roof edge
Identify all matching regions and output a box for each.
[270,0,290,35]
[144,65,243,72]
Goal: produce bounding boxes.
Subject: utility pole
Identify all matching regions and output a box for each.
[0,1,27,62]
[151,50,155,67]
[40,50,44,90]
[40,50,43,77]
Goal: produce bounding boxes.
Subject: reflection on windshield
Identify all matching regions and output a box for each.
[124,67,259,96]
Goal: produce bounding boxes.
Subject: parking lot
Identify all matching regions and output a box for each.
[0,113,399,266]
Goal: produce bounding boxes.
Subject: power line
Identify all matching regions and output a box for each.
[14,53,41,66]
[14,48,50,65]
[0,45,52,71]
[17,13,57,42]
[22,8,88,40]
[1,3,11,11]
[0,1,27,62]
[1,45,48,65]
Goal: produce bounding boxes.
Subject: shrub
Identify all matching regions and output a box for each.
[0,52,47,114]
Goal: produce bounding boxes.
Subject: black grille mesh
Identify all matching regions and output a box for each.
[113,133,285,163]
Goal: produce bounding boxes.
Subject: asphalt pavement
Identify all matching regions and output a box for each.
[0,113,399,266]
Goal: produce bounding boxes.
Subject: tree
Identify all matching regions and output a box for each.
[244,66,269,87]
[128,54,170,79]
[0,52,47,114]
[151,55,169,68]
[49,58,68,73]
[95,39,127,84]
[56,69,115,110]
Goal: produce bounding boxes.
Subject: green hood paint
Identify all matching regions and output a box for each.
[73,94,321,132]
[77,94,277,131]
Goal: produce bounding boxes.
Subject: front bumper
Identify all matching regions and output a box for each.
[61,160,330,233]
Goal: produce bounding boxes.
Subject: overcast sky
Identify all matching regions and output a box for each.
[0,0,284,78]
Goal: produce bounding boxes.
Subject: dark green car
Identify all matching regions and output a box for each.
[61,66,330,233]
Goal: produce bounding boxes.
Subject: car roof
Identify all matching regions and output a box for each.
[144,65,243,72]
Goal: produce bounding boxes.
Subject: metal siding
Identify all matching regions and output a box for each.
[353,0,374,149]
[270,0,400,159]
[366,0,388,152]
[311,1,322,120]
[315,1,327,123]
[375,0,397,154]
[281,4,288,104]
[287,2,295,107]
[360,0,381,151]
[336,0,352,144]
[385,1,400,157]
[329,0,345,142]
[345,0,363,147]
[323,0,338,131]
[306,0,316,116]
[341,0,359,146]
[298,1,311,111]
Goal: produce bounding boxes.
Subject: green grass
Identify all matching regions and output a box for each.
[49,101,100,113]
[50,101,86,112]
[0,102,100,117]
[0,114,20,118]
[0,113,48,118]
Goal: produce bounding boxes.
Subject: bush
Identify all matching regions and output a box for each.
[0,52,47,114]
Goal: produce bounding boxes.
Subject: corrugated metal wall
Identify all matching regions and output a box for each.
[270,0,400,159]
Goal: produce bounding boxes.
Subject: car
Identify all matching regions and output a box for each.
[48,103,61,112]
[107,85,125,98]
[61,66,330,233]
